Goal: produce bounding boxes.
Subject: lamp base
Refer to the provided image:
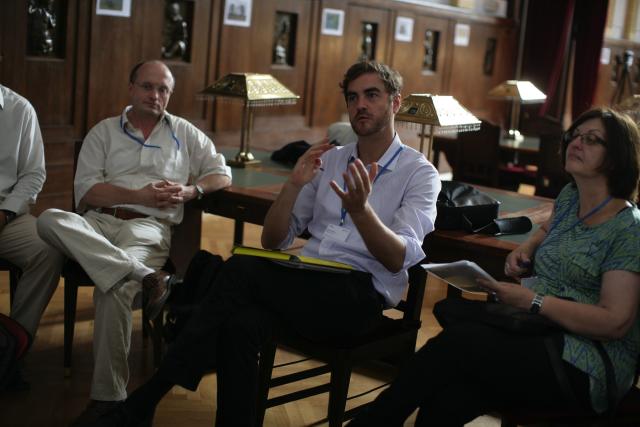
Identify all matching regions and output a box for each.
[227,151,261,168]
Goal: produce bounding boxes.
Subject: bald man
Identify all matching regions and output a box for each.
[37,60,231,426]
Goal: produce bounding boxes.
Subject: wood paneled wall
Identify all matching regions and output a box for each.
[0,0,520,214]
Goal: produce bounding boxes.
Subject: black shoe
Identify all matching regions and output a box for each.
[142,270,176,320]
[91,403,153,427]
[69,400,124,427]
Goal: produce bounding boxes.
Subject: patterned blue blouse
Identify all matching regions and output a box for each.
[533,184,640,413]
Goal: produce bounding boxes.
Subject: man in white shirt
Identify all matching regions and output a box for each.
[94,62,440,426]
[36,60,232,425]
[92,61,441,427]
[0,84,64,389]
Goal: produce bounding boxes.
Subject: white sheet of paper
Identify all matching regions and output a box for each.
[422,260,496,294]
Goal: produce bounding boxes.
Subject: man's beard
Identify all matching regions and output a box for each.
[350,109,391,137]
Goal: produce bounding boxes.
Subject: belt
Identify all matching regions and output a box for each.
[96,207,148,220]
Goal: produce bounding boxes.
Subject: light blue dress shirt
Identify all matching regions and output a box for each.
[279,134,440,307]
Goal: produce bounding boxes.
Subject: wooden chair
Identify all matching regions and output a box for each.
[255,263,428,427]
[534,132,569,199]
[452,120,501,187]
[63,259,174,375]
[0,258,21,304]
[63,140,173,375]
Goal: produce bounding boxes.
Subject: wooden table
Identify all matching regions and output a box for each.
[424,186,552,280]
[202,148,554,280]
[499,134,540,167]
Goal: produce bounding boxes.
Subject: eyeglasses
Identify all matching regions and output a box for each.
[135,82,172,97]
[564,131,606,147]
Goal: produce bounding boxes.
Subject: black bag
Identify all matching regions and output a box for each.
[433,297,559,335]
[433,297,619,414]
[270,140,311,166]
[435,181,532,235]
[0,313,32,391]
[163,250,224,342]
[435,181,500,231]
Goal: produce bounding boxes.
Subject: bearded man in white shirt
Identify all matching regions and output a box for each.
[89,61,441,427]
[0,84,65,389]
[36,60,232,426]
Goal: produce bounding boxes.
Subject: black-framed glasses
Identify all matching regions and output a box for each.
[563,131,606,147]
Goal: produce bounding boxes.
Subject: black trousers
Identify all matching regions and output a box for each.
[347,322,593,427]
[158,255,384,426]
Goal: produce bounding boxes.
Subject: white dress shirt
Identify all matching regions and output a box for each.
[280,134,440,306]
[75,106,231,224]
[0,85,46,216]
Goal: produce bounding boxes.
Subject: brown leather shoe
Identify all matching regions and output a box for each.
[142,270,175,320]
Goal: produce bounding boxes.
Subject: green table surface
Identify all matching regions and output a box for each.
[219,148,548,245]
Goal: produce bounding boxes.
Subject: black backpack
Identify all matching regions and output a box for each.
[163,250,224,342]
[0,313,32,391]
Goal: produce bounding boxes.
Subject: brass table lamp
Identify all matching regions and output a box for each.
[396,94,481,162]
[200,73,299,167]
[488,80,546,141]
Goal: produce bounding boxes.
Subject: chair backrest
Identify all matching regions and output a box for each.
[398,263,428,326]
[71,139,83,212]
[256,260,429,426]
[452,120,501,187]
[535,132,569,198]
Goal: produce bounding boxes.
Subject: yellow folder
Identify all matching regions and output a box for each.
[232,246,353,271]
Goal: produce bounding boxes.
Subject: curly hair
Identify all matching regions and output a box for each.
[339,61,402,100]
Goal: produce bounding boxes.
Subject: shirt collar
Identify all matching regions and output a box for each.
[0,85,5,110]
[352,132,403,171]
[121,106,171,130]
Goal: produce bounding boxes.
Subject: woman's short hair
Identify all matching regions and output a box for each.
[339,61,403,101]
[561,107,640,200]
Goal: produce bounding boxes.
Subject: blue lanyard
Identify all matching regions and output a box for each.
[120,115,181,150]
[339,145,404,226]
[539,193,613,252]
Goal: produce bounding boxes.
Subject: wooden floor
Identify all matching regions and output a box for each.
[0,216,501,426]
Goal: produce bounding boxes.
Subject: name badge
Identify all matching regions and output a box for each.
[323,224,350,242]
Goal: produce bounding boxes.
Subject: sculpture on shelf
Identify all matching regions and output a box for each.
[483,38,496,75]
[423,30,436,71]
[611,50,635,105]
[161,1,189,60]
[272,15,291,66]
[28,0,57,56]
[359,23,374,61]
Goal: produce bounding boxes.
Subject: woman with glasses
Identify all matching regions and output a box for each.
[348,108,640,426]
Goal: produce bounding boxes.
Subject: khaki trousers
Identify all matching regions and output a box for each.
[37,209,171,401]
[0,213,64,337]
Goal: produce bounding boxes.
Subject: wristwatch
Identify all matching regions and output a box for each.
[194,184,205,200]
[530,293,544,314]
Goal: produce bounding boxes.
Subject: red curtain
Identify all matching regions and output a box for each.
[522,0,608,121]
[571,0,608,118]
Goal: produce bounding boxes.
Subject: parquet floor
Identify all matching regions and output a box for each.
[0,215,501,426]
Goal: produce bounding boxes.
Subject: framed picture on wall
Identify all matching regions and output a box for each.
[395,16,414,42]
[223,0,252,28]
[95,0,131,17]
[321,8,345,36]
